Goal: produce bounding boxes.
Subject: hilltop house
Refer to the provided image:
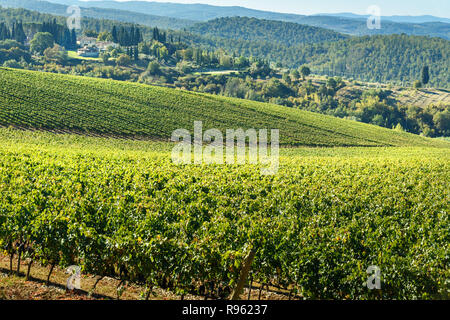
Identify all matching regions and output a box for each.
[96,41,119,52]
[77,46,99,58]
[77,36,97,48]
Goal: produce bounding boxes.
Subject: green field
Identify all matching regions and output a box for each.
[0,67,446,147]
[0,66,449,300]
[0,128,448,299]
[67,50,101,62]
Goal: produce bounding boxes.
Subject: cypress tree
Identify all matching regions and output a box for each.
[421,66,430,86]
[111,26,118,43]
[134,46,138,61]
[71,29,77,49]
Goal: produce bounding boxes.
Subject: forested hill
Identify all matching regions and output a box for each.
[21,0,450,39]
[296,34,450,87]
[1,7,449,87]
[189,16,450,41]
[189,17,348,46]
[0,0,195,29]
[184,31,450,88]
[0,7,156,39]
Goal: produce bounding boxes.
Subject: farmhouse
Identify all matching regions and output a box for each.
[96,41,119,52]
[77,36,97,47]
[77,46,99,58]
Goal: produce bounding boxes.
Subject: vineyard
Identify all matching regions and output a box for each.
[0,67,446,148]
[0,129,448,299]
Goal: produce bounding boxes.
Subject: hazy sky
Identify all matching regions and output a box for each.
[106,0,450,18]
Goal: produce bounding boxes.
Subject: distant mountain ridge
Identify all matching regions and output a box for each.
[0,4,449,87]
[21,0,450,39]
[45,1,450,24]
[318,13,450,24]
[0,0,195,29]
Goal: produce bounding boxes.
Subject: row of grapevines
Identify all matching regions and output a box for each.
[0,134,448,299]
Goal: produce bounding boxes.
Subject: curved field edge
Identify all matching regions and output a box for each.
[0,67,447,148]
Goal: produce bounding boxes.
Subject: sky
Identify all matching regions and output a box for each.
[107,0,450,18]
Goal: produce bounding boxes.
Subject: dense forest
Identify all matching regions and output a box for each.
[189,17,348,46]
[21,0,450,39]
[1,7,449,87]
[0,0,194,29]
[185,18,450,88]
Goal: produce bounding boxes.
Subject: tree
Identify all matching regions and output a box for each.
[299,65,311,80]
[43,44,68,64]
[282,72,291,84]
[71,29,77,50]
[327,77,338,90]
[30,32,54,54]
[147,61,161,75]
[133,46,139,61]
[98,31,113,42]
[83,30,98,38]
[263,79,293,98]
[291,69,300,80]
[12,22,26,44]
[116,54,131,67]
[100,52,110,64]
[421,66,430,86]
[413,80,422,89]
[111,26,118,43]
[433,110,450,136]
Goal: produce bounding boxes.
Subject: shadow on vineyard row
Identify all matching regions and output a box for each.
[0,254,294,300]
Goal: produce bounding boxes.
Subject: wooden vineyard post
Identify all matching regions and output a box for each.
[230,248,256,300]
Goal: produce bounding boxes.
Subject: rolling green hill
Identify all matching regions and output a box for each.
[0,67,447,148]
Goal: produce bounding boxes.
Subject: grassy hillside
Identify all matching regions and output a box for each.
[0,68,448,148]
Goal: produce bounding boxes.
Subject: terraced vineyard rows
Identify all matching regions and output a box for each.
[0,67,445,147]
[0,129,448,299]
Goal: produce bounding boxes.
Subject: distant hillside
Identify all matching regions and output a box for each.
[303,34,450,86]
[0,0,195,29]
[16,0,312,21]
[319,13,450,24]
[39,0,450,39]
[189,17,348,46]
[183,28,450,88]
[291,16,450,39]
[0,6,160,38]
[1,7,448,87]
[1,67,445,147]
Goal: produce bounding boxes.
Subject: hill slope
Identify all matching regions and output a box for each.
[0,68,447,148]
[189,17,348,46]
[0,0,195,29]
[184,30,450,88]
[36,0,450,39]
